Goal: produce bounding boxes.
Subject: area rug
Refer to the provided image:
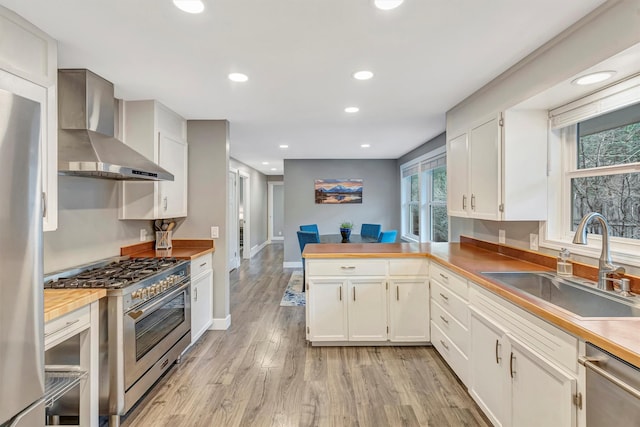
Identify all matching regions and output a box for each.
[280,270,305,307]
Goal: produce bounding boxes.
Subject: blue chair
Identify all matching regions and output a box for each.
[377,230,397,243]
[360,223,382,239]
[300,224,320,241]
[297,231,320,292]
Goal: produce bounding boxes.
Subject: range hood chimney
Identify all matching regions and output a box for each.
[58,69,173,181]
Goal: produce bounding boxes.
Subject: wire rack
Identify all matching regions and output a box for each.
[44,365,88,408]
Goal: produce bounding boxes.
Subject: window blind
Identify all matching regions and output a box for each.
[401,163,420,178]
[420,155,446,172]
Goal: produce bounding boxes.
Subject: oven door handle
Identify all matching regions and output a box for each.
[127,281,190,320]
[579,356,640,400]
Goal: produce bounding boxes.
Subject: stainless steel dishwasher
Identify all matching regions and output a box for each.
[580,343,640,426]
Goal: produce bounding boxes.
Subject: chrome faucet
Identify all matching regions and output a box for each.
[572,212,625,291]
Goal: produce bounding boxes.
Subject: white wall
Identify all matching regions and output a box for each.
[230,158,269,251]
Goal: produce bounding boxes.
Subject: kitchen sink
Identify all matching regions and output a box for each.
[480,271,640,318]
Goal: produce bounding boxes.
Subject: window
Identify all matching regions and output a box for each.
[401,147,447,242]
[545,77,640,263]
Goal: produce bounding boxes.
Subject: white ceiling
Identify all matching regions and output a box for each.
[0,0,607,174]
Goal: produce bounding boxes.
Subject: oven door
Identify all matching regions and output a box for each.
[123,280,191,390]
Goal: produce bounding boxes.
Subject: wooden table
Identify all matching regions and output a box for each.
[320,234,378,243]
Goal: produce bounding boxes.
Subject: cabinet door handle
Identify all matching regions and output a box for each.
[440,340,449,351]
[471,194,476,210]
[194,287,198,301]
[439,273,448,280]
[45,319,80,338]
[495,340,501,364]
[163,196,168,210]
[439,315,449,325]
[462,194,466,210]
[396,286,399,301]
[439,292,449,301]
[339,286,342,301]
[510,352,515,378]
[340,266,356,270]
[42,192,47,218]
[353,288,356,302]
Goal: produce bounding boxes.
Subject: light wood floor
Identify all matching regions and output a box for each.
[121,243,491,427]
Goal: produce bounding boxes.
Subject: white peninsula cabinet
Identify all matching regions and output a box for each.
[305,258,429,345]
[0,6,58,231]
[469,283,579,427]
[446,109,548,221]
[119,100,188,219]
[190,253,213,344]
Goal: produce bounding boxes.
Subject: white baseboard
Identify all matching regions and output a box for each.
[250,241,269,257]
[209,314,231,330]
[271,236,284,241]
[283,261,303,269]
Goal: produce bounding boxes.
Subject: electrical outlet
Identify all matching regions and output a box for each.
[211,226,219,239]
[499,229,506,244]
[530,233,539,251]
[278,231,282,236]
[140,229,147,242]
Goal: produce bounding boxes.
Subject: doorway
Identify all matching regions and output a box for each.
[239,171,250,259]
[268,181,284,241]
[228,170,239,271]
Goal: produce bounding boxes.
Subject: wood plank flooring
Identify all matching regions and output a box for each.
[121,243,490,427]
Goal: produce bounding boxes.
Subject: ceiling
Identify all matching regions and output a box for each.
[0,0,607,174]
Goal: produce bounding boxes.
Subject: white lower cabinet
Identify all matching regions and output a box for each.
[190,254,213,344]
[306,258,429,345]
[469,284,579,427]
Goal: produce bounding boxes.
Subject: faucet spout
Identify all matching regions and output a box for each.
[572,212,625,291]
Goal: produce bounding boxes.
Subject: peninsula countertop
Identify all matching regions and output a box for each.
[303,240,640,367]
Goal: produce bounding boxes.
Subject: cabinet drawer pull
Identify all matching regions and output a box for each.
[194,287,198,301]
[510,352,515,378]
[439,315,449,324]
[495,340,501,364]
[42,192,47,218]
[45,319,80,338]
[199,262,207,267]
[439,292,449,301]
[440,340,449,351]
[439,273,448,280]
[341,266,356,270]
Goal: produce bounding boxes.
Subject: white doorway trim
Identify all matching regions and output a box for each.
[268,181,284,241]
[228,169,240,271]
[239,170,251,259]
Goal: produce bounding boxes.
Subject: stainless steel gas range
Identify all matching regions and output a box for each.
[44,257,191,427]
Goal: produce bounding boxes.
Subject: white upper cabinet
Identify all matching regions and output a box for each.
[0,6,58,231]
[446,109,548,221]
[119,100,188,219]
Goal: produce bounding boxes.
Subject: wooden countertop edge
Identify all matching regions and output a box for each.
[44,289,106,323]
[304,241,640,367]
[121,239,215,257]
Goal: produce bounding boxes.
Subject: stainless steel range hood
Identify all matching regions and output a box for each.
[58,69,173,181]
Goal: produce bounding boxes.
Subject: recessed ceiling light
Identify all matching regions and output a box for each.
[353,70,374,80]
[345,107,360,113]
[571,71,616,86]
[270,168,277,171]
[228,72,249,82]
[262,161,269,165]
[374,0,404,10]
[279,144,289,149]
[173,0,205,14]
[361,144,371,148]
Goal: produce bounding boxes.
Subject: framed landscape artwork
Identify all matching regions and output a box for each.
[315,179,363,204]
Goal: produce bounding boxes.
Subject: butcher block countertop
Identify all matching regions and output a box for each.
[121,239,215,260]
[44,289,106,323]
[304,238,640,368]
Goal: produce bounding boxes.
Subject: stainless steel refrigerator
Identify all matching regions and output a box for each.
[0,88,45,425]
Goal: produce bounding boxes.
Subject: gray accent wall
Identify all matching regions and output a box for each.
[176,120,230,324]
[272,183,284,239]
[43,177,152,272]
[230,158,269,250]
[283,159,400,264]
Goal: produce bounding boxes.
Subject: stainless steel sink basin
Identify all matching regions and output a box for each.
[480,271,640,317]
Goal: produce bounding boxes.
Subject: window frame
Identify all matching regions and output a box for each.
[541,76,640,266]
[400,146,447,243]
